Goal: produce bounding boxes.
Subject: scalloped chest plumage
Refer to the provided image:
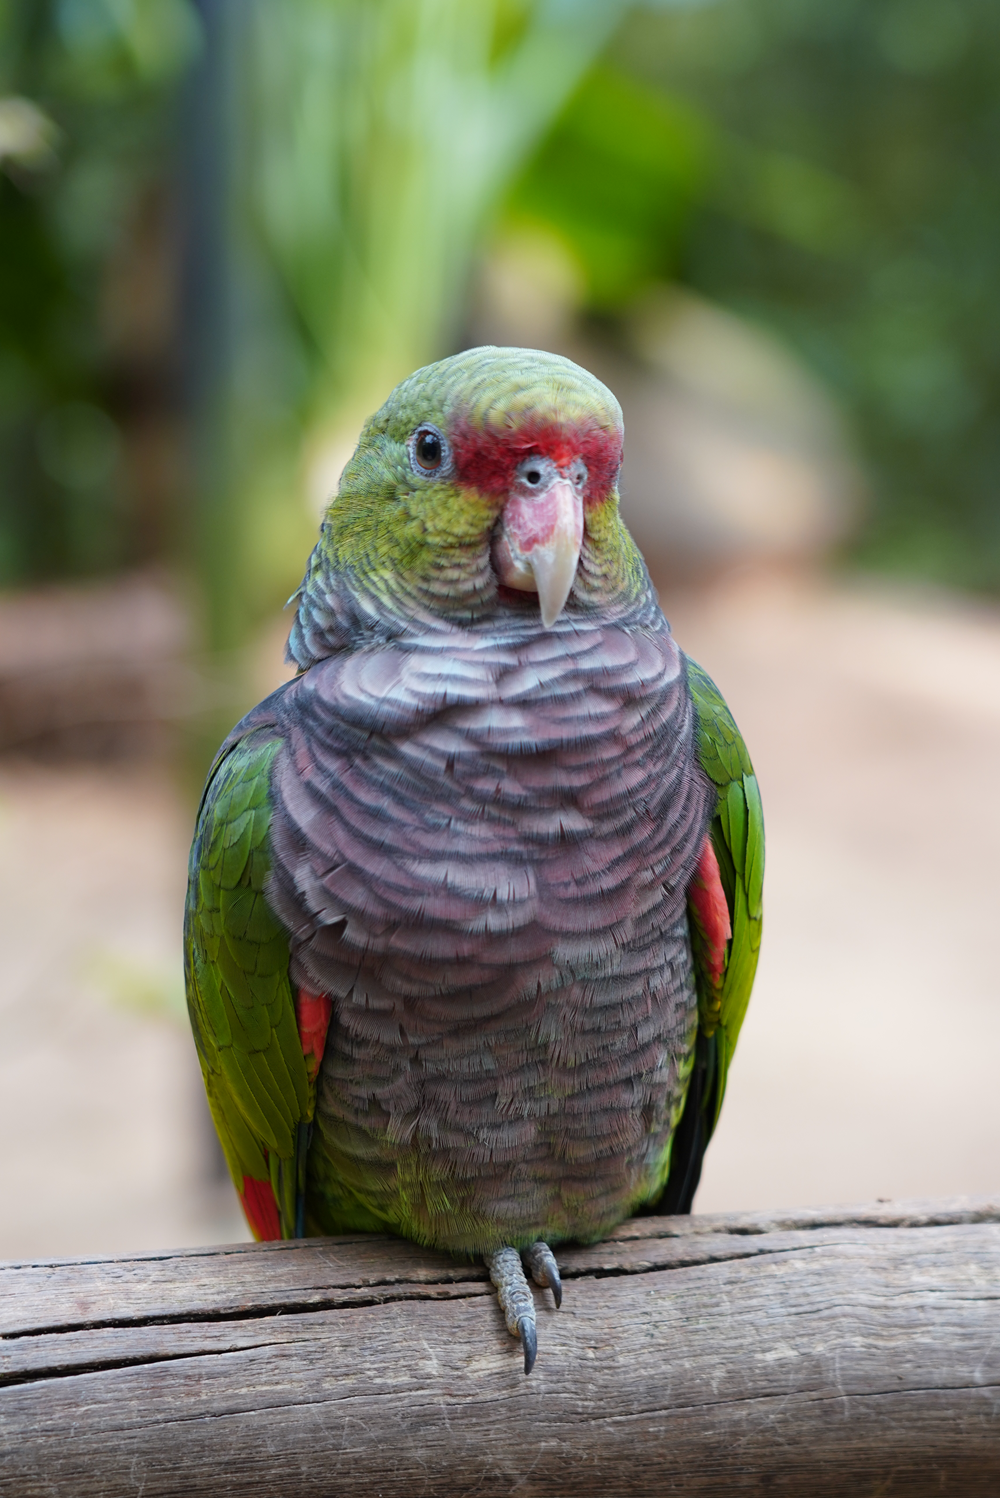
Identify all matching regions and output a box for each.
[263,599,713,1253]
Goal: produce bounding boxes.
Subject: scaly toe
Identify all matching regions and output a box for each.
[485,1246,538,1376]
[524,1240,562,1309]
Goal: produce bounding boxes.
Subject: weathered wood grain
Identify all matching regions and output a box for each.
[1,1198,998,1496]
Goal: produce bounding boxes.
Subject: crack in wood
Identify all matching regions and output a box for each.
[0,1282,495,1352]
[0,1239,860,1351]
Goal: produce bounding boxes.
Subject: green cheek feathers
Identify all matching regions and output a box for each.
[317,484,647,622]
[580,492,647,600]
[396,483,498,553]
[322,481,499,616]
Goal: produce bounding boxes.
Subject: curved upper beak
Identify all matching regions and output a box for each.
[491,478,584,629]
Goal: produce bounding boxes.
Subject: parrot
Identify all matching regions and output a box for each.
[184,345,763,1374]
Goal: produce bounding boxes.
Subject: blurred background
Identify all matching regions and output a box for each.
[1,0,998,1258]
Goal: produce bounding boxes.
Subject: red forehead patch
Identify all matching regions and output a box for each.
[450,413,622,504]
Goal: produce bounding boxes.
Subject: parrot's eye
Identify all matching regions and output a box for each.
[409,424,449,474]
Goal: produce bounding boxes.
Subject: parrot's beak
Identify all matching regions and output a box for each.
[492,477,584,628]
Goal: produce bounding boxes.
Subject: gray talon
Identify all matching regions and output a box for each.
[518,1314,537,1375]
[525,1240,562,1309]
[485,1246,539,1374]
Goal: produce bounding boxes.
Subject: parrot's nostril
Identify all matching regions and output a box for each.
[516,455,556,491]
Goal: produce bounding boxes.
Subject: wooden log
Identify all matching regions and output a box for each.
[1,1197,998,1496]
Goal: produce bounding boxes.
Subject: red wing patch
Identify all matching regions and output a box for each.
[296,988,333,1083]
[689,836,732,987]
[239,1175,281,1241]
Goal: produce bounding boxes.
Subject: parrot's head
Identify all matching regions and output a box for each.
[293,347,646,659]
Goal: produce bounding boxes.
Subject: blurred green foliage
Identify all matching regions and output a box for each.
[0,0,199,585]
[247,1,627,422]
[605,0,1000,590]
[506,64,713,307]
[1,0,998,606]
[205,0,638,653]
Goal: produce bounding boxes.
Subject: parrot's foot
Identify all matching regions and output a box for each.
[484,1241,562,1376]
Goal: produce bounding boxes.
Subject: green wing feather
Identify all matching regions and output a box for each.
[183,727,312,1239]
[656,656,764,1214]
[688,656,764,1123]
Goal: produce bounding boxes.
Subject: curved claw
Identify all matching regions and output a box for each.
[518,1314,538,1376]
[525,1241,562,1309]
